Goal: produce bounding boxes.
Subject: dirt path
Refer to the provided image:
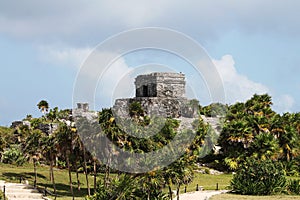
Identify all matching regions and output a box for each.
[175,190,229,200]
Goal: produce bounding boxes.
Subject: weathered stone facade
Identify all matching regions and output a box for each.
[135,72,185,98]
[113,72,199,119]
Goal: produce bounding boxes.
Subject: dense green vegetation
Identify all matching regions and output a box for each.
[231,158,286,195]
[217,94,300,173]
[0,94,300,199]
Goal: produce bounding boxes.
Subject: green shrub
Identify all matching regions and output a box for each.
[86,174,168,200]
[287,179,300,195]
[129,101,144,118]
[231,157,286,195]
[1,145,26,166]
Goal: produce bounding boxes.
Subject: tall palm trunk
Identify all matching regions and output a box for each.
[83,145,90,196]
[104,158,111,187]
[93,158,97,192]
[104,148,111,187]
[66,155,74,200]
[168,185,173,200]
[147,176,150,200]
[176,184,181,200]
[33,158,37,188]
[50,154,57,199]
[74,161,80,191]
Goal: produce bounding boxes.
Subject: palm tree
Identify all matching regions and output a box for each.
[273,113,300,162]
[42,135,58,198]
[23,129,44,188]
[56,123,74,199]
[81,142,91,196]
[250,132,279,160]
[92,156,97,192]
[37,100,49,115]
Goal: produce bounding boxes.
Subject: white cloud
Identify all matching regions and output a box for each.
[213,55,296,113]
[96,55,134,108]
[38,46,92,68]
[273,94,295,113]
[213,55,270,103]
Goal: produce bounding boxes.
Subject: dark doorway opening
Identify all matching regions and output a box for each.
[142,85,148,97]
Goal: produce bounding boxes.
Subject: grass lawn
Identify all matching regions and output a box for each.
[163,173,232,195]
[210,194,300,200]
[182,173,232,192]
[0,162,233,199]
[0,163,95,200]
[1,163,299,200]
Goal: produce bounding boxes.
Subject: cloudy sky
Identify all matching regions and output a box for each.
[0,0,300,126]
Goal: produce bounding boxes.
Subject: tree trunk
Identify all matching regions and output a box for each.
[33,159,37,188]
[75,162,80,191]
[147,188,150,200]
[168,185,173,200]
[93,159,97,192]
[50,155,57,199]
[83,146,90,196]
[147,176,150,200]
[66,156,74,200]
[176,184,181,200]
[104,151,111,187]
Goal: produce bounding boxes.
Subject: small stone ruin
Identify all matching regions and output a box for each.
[73,102,98,121]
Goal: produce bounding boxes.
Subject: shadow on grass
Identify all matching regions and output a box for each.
[2,172,46,181]
[2,172,92,198]
[38,182,92,198]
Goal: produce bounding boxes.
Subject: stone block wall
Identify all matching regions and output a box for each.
[113,97,199,119]
[135,72,185,98]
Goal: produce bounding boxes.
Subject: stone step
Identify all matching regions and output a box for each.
[6,198,45,200]
[6,193,44,199]
[0,180,45,200]
[5,188,39,193]
[2,184,34,189]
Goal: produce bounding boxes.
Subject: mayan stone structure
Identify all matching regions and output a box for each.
[135,72,185,98]
[113,72,199,119]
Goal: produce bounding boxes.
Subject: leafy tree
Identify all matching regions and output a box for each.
[218,94,280,170]
[200,103,228,117]
[0,126,14,157]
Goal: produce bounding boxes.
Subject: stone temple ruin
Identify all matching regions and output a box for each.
[113,72,199,119]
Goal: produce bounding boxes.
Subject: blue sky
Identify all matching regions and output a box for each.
[0,0,300,126]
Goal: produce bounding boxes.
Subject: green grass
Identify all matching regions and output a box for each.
[210,193,300,200]
[164,173,232,195]
[181,173,232,192]
[1,163,298,200]
[0,163,95,200]
[0,162,232,199]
